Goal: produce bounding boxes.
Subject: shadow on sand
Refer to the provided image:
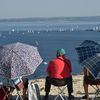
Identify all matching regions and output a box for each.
[9,94,100,100]
[41,95,100,100]
[41,95,81,100]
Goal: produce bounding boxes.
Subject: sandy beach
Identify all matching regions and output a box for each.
[11,74,99,100]
[36,75,99,100]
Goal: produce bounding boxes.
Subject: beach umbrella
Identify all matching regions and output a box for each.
[81,54,100,79]
[76,40,100,63]
[0,42,43,79]
[80,40,100,47]
[75,40,100,79]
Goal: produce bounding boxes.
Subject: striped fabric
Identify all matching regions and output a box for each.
[76,40,100,63]
[82,54,100,79]
[76,46,100,63]
[80,40,100,47]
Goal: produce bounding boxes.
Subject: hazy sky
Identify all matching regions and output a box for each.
[0,0,100,19]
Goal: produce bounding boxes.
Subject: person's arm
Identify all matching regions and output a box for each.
[46,61,52,76]
[65,58,72,72]
[14,77,24,90]
[68,59,72,72]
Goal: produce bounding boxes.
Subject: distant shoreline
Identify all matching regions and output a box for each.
[0,16,100,21]
[0,29,100,32]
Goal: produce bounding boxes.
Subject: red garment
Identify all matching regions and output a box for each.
[47,56,72,79]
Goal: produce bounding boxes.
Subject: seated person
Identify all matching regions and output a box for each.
[10,77,28,100]
[82,67,99,99]
[44,48,74,100]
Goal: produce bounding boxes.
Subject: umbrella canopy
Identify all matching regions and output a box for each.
[82,54,100,79]
[80,40,100,47]
[75,40,100,79]
[0,42,43,79]
[76,40,100,63]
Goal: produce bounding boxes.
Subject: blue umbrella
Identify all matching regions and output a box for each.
[80,40,100,47]
[76,40,100,63]
[76,40,100,79]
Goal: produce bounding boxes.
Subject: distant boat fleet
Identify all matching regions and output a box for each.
[23,25,100,32]
[0,25,100,37]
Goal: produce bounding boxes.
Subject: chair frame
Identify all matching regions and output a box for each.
[52,85,68,100]
[91,85,100,100]
[0,82,10,100]
[15,89,23,100]
[87,79,100,100]
[12,80,23,100]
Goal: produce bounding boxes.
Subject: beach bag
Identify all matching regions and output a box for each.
[28,82,41,100]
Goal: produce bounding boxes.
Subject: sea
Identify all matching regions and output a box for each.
[0,16,100,79]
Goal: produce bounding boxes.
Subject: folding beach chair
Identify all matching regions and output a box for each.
[86,79,100,100]
[14,81,24,100]
[52,84,68,100]
[11,77,29,100]
[52,82,68,100]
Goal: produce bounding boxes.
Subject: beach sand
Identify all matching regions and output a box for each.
[12,74,99,100]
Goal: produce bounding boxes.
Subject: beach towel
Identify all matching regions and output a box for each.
[28,82,40,100]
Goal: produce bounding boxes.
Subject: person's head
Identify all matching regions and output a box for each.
[56,48,66,57]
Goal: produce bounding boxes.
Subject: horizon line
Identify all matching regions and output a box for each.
[0,15,100,21]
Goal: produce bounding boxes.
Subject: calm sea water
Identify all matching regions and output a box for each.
[0,17,100,79]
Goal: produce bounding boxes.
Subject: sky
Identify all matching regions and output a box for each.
[0,0,100,19]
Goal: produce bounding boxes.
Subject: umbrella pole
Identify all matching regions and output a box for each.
[12,80,23,100]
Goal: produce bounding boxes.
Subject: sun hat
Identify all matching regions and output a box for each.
[56,48,66,57]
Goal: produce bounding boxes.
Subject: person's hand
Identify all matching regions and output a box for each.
[16,81,24,90]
